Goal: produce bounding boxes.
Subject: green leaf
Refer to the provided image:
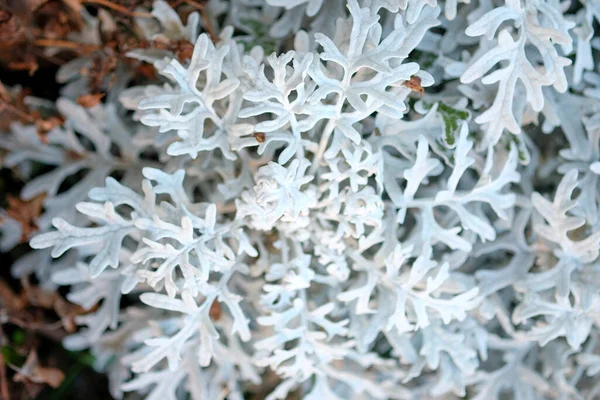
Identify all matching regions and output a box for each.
[437,102,470,148]
[239,18,277,56]
[1,345,25,366]
[11,329,26,346]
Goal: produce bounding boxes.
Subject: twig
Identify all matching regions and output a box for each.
[32,39,99,54]
[0,325,10,400]
[32,49,67,66]
[81,0,154,18]
[216,203,237,214]
[182,0,207,8]
[0,355,9,400]
[182,0,218,42]
[216,386,230,400]
[7,316,64,332]
[0,101,36,124]
[0,81,10,102]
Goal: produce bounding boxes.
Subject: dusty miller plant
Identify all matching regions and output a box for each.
[1,0,600,398]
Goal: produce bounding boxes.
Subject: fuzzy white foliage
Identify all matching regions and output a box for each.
[1,0,600,399]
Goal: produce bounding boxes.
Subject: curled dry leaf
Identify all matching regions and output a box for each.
[10,0,52,16]
[263,231,280,253]
[0,0,83,76]
[0,353,10,400]
[0,10,24,48]
[76,92,105,107]
[0,85,37,130]
[61,0,83,12]
[20,278,56,309]
[173,40,194,62]
[10,351,64,389]
[403,75,424,94]
[0,280,26,313]
[80,0,153,18]
[142,39,195,62]
[253,132,266,143]
[36,115,65,144]
[209,300,221,321]
[136,62,157,79]
[2,193,46,242]
[19,278,88,333]
[52,296,85,333]
[8,57,39,76]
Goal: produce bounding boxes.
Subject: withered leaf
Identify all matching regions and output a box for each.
[53,296,86,333]
[175,40,194,62]
[0,86,37,130]
[136,63,157,80]
[7,277,88,333]
[0,80,10,101]
[253,132,266,143]
[2,193,46,242]
[10,0,51,16]
[11,351,65,389]
[403,75,424,94]
[20,278,56,309]
[263,231,280,253]
[36,115,64,143]
[8,58,39,76]
[0,279,26,312]
[0,10,24,48]
[61,0,83,12]
[209,300,221,321]
[76,92,105,108]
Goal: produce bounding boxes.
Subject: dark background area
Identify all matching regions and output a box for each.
[0,65,113,400]
[0,0,113,395]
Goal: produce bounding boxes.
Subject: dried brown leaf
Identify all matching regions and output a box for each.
[11,0,51,15]
[61,0,83,12]
[403,75,424,94]
[82,0,153,17]
[209,300,221,321]
[20,279,56,309]
[136,63,157,79]
[263,231,280,253]
[3,193,46,242]
[53,296,86,333]
[253,132,266,143]
[0,86,37,130]
[8,58,39,76]
[16,277,88,333]
[36,115,64,143]
[76,92,105,107]
[0,280,26,312]
[0,353,10,400]
[0,10,24,48]
[11,351,65,389]
[175,40,194,62]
